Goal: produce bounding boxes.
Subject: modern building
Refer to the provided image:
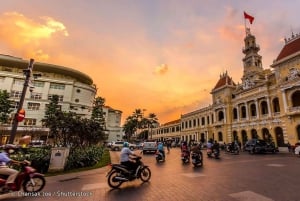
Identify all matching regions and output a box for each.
[0,54,123,145]
[103,105,123,142]
[153,28,300,149]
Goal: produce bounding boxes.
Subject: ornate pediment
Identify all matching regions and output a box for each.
[287,68,300,81]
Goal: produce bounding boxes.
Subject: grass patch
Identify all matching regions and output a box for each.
[45,148,111,177]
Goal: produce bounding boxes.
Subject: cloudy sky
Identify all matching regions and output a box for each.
[0,1,299,124]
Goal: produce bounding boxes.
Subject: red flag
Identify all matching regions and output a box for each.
[244,11,254,24]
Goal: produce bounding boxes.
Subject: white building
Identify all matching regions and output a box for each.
[0,54,122,145]
[103,106,123,142]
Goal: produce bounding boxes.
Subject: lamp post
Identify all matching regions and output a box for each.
[9,59,34,144]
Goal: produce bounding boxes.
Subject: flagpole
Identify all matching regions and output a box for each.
[244,12,247,35]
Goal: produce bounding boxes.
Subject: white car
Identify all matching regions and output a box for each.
[295,146,300,155]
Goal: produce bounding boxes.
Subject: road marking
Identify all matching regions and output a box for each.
[266,164,285,167]
[82,182,107,191]
[229,191,273,201]
[182,173,206,178]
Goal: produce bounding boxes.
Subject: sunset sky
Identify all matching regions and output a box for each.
[0,1,299,124]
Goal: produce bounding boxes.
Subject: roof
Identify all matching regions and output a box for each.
[0,54,93,85]
[161,119,181,126]
[213,72,236,90]
[275,34,300,62]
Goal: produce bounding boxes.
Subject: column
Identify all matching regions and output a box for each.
[281,89,288,112]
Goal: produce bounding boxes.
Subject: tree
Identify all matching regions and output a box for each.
[42,95,62,146]
[0,90,13,123]
[147,113,159,139]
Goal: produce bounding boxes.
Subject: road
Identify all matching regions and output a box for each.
[1,148,300,201]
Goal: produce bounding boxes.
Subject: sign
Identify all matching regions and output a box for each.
[17,109,25,122]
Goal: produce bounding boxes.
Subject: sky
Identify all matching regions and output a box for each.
[0,0,299,125]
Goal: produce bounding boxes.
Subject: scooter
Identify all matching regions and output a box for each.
[207,148,220,159]
[0,160,46,194]
[155,150,165,162]
[181,150,190,163]
[106,156,151,189]
[191,152,203,167]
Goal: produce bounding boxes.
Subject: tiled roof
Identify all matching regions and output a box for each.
[161,119,181,126]
[213,73,236,90]
[276,36,300,61]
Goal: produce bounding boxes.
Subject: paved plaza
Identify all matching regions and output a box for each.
[1,148,300,201]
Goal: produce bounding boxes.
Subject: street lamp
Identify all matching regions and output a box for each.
[9,59,34,144]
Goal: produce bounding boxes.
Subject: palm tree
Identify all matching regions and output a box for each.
[147,113,159,139]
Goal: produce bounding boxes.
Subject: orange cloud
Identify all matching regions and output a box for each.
[0,12,68,60]
[154,63,168,75]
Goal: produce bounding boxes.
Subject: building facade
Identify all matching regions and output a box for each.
[0,54,123,145]
[153,28,300,148]
[103,106,123,142]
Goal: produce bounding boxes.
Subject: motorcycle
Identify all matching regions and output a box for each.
[226,143,240,155]
[207,148,220,159]
[155,150,165,162]
[191,152,203,167]
[106,156,151,189]
[0,160,46,194]
[181,150,190,163]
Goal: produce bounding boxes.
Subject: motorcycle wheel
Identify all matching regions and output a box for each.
[139,167,151,182]
[107,170,123,189]
[23,175,46,193]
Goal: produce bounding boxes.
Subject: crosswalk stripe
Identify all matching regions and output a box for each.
[229,190,273,201]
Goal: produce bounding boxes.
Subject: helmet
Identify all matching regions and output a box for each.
[123,142,129,147]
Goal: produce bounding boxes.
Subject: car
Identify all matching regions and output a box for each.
[142,141,157,154]
[110,141,136,151]
[295,146,300,155]
[244,139,277,154]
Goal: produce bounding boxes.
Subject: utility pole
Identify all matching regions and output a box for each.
[9,59,34,144]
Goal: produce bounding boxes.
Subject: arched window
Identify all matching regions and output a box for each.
[250,103,256,117]
[261,101,268,115]
[292,91,300,107]
[233,108,238,119]
[218,111,224,121]
[241,106,247,118]
[251,129,258,139]
[272,97,280,113]
[218,132,223,141]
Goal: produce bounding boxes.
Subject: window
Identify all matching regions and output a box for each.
[10,91,22,98]
[76,89,81,93]
[261,101,268,115]
[272,98,280,113]
[201,117,205,125]
[50,83,65,90]
[30,92,42,100]
[24,118,37,126]
[33,81,44,87]
[48,94,64,102]
[233,108,238,119]
[75,99,79,103]
[27,102,40,110]
[11,101,19,109]
[13,79,24,86]
[241,106,247,118]
[250,104,257,116]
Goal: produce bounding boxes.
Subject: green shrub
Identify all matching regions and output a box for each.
[64,145,104,171]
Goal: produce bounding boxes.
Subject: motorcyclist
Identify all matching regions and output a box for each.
[191,142,203,157]
[157,142,165,160]
[181,141,190,157]
[212,140,220,154]
[120,142,139,175]
[0,144,23,190]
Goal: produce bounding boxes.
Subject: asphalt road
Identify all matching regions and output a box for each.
[1,148,300,201]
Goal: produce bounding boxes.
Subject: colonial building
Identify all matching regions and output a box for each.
[153,28,300,149]
[0,54,123,145]
[103,105,123,142]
